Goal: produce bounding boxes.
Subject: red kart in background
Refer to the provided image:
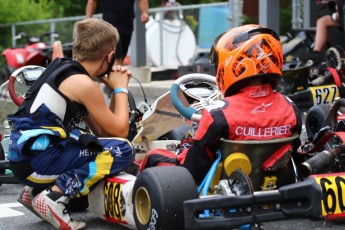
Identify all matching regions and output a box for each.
[0,31,72,85]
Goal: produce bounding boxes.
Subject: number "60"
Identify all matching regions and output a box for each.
[320,177,345,214]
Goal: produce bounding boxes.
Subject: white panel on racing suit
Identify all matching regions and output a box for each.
[30,83,66,120]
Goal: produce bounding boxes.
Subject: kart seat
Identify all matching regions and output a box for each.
[218,133,299,191]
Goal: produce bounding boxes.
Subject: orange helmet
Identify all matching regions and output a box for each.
[209,24,283,96]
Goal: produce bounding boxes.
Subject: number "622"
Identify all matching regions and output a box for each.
[312,85,338,105]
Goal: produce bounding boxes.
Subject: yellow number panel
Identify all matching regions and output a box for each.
[313,173,345,217]
[310,85,339,105]
[104,181,124,222]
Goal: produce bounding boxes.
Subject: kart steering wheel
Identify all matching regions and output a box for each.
[8,65,44,106]
[326,46,344,71]
[170,73,220,121]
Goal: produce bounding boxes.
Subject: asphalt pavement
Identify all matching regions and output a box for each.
[1,177,345,229]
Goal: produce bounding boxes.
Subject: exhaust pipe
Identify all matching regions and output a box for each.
[298,144,345,178]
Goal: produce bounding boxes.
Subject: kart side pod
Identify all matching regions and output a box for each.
[88,172,137,227]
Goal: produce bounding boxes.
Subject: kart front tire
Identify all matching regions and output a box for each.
[133,166,198,230]
[305,104,331,140]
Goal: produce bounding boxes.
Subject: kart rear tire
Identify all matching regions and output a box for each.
[133,166,198,230]
[305,104,331,140]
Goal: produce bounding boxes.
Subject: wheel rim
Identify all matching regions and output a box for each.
[135,187,151,225]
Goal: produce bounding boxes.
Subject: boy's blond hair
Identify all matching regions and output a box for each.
[72,18,119,62]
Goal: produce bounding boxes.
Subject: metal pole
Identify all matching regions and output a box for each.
[259,0,280,33]
[303,0,318,28]
[50,22,56,45]
[159,12,164,66]
[228,0,233,28]
[232,0,243,27]
[129,1,147,67]
[11,25,16,47]
[292,0,301,29]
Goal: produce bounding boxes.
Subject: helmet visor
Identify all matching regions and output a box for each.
[233,27,280,43]
[209,32,225,66]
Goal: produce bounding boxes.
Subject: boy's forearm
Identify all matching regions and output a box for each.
[138,0,149,14]
[85,0,98,18]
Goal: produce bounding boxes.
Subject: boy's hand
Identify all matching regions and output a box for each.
[99,65,132,89]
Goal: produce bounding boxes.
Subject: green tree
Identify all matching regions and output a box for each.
[0,0,52,56]
[0,0,55,23]
[52,0,88,17]
[280,0,292,35]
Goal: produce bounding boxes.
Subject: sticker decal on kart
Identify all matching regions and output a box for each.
[104,181,125,222]
[312,173,345,217]
[310,84,339,105]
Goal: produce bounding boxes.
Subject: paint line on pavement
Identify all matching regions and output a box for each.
[0,203,24,218]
